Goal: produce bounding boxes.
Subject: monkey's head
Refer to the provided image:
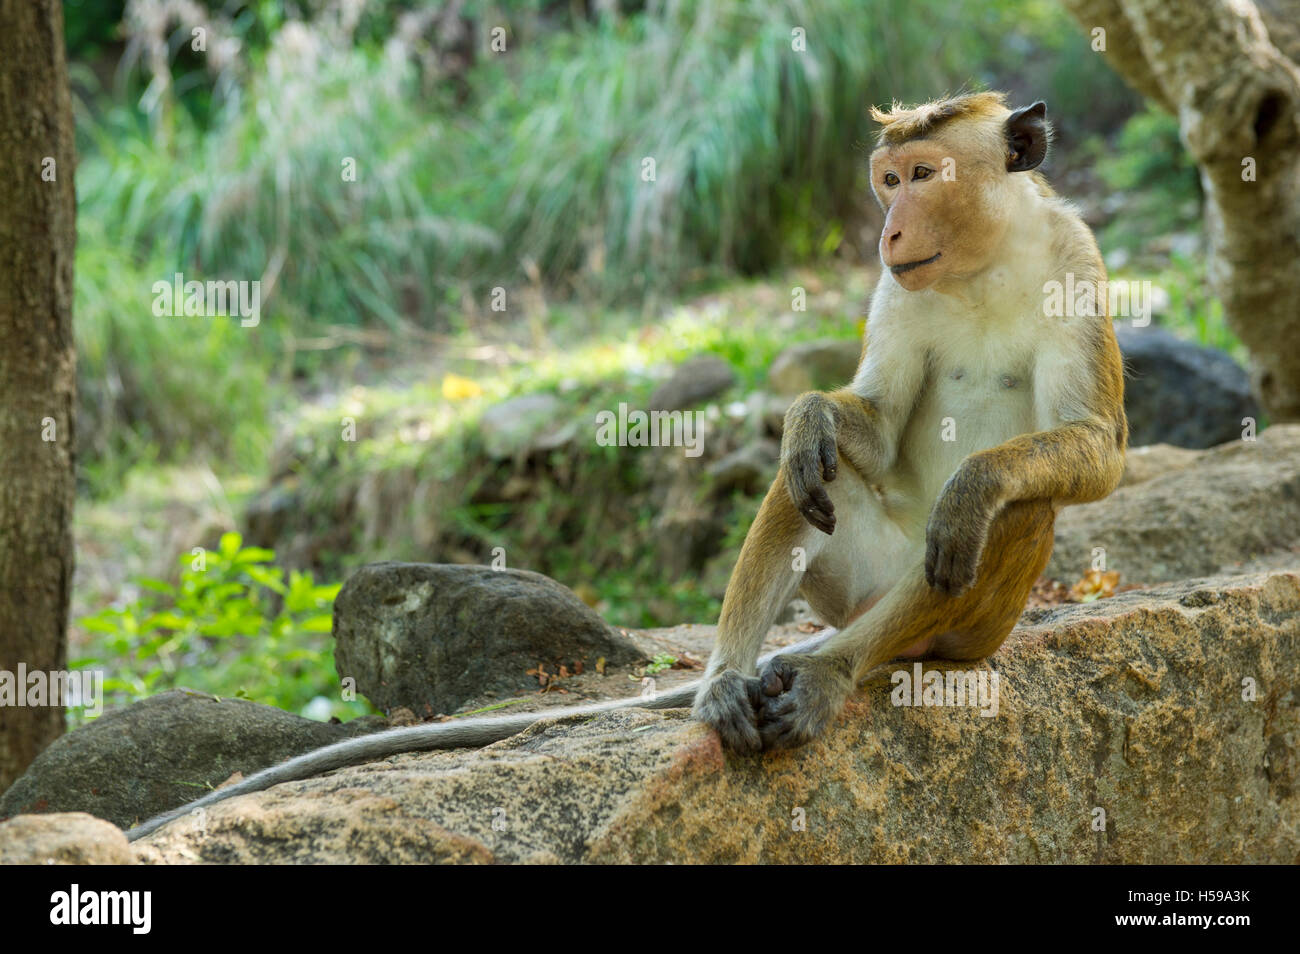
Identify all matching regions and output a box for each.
[868,93,1050,292]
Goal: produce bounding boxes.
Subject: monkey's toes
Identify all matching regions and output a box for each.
[759,655,797,697]
[692,670,764,753]
[755,654,852,750]
[756,694,822,751]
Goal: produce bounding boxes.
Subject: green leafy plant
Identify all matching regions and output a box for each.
[635,653,679,678]
[74,532,366,723]
[1148,253,1242,358]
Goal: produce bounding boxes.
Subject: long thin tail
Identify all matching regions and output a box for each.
[125,630,833,842]
[125,683,696,841]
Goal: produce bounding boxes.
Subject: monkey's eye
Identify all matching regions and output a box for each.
[883,172,900,187]
[912,166,934,181]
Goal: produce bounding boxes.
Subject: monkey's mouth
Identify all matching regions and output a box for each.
[890,252,942,275]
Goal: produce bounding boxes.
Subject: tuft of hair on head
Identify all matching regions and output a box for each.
[869,91,1010,147]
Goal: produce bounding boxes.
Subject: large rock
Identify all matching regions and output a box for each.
[767,338,862,395]
[706,439,778,496]
[1048,425,1300,583]
[332,563,642,715]
[0,689,384,829]
[1116,442,1200,488]
[649,355,736,411]
[137,572,1299,863]
[0,813,136,865]
[1115,325,1259,448]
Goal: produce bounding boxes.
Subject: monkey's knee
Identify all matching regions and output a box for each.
[930,626,1009,661]
[933,500,1055,659]
[984,499,1055,570]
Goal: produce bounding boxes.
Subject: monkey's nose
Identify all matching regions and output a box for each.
[888,230,902,244]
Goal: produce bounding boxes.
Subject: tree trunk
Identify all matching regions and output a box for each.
[0,0,77,791]
[1062,0,1300,423]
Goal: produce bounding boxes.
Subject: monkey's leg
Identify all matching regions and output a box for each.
[693,461,900,752]
[692,477,820,752]
[755,498,1055,750]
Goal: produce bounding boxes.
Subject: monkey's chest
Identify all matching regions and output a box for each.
[895,365,1036,506]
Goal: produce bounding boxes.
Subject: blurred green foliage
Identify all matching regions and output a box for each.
[1151,253,1240,357]
[1093,104,1201,250]
[262,271,865,626]
[64,0,124,58]
[74,533,365,721]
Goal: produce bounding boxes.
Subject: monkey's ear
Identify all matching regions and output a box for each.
[1005,101,1048,172]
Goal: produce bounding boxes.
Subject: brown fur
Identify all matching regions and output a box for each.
[869,91,1010,146]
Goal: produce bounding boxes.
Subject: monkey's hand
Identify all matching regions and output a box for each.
[755,652,853,750]
[692,669,767,753]
[925,465,996,595]
[781,393,840,534]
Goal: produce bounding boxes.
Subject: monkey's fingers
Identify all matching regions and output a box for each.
[925,539,952,592]
[924,537,941,588]
[799,486,836,535]
[819,440,838,483]
[925,536,974,595]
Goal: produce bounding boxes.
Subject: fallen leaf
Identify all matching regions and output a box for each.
[1071,568,1121,602]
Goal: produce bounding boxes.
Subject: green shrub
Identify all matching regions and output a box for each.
[74,533,364,722]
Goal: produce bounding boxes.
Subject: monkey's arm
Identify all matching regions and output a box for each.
[782,327,924,534]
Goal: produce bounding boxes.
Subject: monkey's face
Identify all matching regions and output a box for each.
[869,135,1011,293]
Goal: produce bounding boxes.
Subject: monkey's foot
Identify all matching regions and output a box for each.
[692,670,766,754]
[756,652,853,750]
